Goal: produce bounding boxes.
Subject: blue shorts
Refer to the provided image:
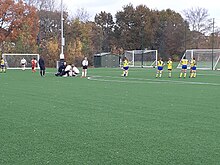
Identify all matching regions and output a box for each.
[182,65,187,69]
[123,66,129,70]
[191,66,196,70]
[1,65,4,68]
[158,66,163,71]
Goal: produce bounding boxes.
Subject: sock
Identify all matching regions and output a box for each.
[82,71,84,77]
[180,73,183,77]
[184,73,186,78]
[40,70,42,76]
[85,70,87,77]
[169,72,171,77]
[194,73,196,77]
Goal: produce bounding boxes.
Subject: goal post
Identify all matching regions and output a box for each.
[177,49,220,70]
[2,54,40,69]
[124,49,158,67]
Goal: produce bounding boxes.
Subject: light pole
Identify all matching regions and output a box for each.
[60,0,65,64]
[141,15,144,68]
[211,18,215,70]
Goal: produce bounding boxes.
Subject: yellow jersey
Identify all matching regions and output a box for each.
[181,59,188,65]
[190,59,196,67]
[167,60,172,70]
[1,59,5,65]
[123,60,129,67]
[157,60,164,67]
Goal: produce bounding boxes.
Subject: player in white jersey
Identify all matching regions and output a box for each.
[20,58,27,71]
[72,64,80,77]
[81,57,88,78]
[63,64,72,77]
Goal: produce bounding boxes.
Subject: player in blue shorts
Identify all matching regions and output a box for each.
[190,58,197,78]
[156,58,164,78]
[179,57,188,78]
[121,57,129,77]
[0,57,6,73]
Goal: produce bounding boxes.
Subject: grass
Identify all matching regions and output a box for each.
[0,67,220,165]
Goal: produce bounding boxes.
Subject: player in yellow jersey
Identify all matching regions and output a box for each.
[121,57,129,77]
[167,58,173,78]
[156,58,164,78]
[179,57,188,78]
[0,57,6,73]
[189,58,197,78]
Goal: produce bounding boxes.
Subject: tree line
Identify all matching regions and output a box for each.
[1,0,219,67]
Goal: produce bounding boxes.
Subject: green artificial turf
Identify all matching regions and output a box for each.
[0,67,220,165]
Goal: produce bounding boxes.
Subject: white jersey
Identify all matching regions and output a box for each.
[82,60,88,66]
[21,58,27,65]
[72,66,79,74]
[65,65,72,71]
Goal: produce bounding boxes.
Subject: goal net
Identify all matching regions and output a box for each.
[2,54,40,69]
[177,49,220,70]
[124,49,158,67]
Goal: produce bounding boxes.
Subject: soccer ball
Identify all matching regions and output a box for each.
[87,77,91,80]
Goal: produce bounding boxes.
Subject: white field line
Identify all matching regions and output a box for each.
[88,75,220,86]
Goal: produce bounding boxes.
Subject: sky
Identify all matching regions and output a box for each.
[62,0,220,21]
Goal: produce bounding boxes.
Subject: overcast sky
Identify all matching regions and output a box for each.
[62,0,220,23]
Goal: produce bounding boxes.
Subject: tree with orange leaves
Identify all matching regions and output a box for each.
[0,0,39,53]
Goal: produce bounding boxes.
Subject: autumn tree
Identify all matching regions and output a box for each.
[65,19,96,66]
[0,0,39,53]
[95,11,115,52]
[154,9,188,59]
[183,7,213,48]
[115,4,157,51]
[75,8,91,23]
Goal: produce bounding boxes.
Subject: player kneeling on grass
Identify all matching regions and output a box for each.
[179,57,188,78]
[0,57,6,73]
[167,58,173,78]
[71,64,80,77]
[189,58,197,78]
[121,57,129,77]
[62,63,72,77]
[55,62,66,76]
[156,58,164,78]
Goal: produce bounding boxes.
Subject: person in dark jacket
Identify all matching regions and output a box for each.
[39,56,45,77]
[55,62,66,76]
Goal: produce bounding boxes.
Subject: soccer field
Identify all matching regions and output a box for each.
[0,68,220,164]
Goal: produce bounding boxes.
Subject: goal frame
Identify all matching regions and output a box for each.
[124,49,158,68]
[2,53,40,70]
[177,49,220,70]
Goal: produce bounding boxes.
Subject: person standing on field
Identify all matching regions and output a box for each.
[31,58,37,72]
[121,57,129,77]
[39,56,46,77]
[189,57,197,78]
[156,57,164,78]
[167,58,173,78]
[20,58,27,71]
[81,57,88,78]
[179,56,189,78]
[0,57,6,73]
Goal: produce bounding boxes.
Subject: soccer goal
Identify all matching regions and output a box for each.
[2,54,40,69]
[177,49,220,70]
[124,49,158,67]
